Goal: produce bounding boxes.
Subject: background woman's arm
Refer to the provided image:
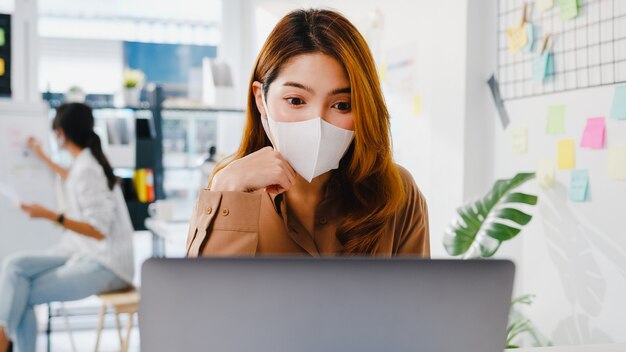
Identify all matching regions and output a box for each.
[27,137,69,180]
[20,203,104,240]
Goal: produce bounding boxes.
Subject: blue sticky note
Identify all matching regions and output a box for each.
[523,23,535,53]
[533,53,553,82]
[569,169,589,202]
[610,85,626,120]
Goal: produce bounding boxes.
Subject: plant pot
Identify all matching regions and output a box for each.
[122,87,142,107]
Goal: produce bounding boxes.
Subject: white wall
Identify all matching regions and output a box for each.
[38,37,123,94]
[492,87,626,345]
[466,0,626,345]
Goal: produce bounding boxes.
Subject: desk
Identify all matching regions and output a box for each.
[144,218,190,257]
[506,344,626,352]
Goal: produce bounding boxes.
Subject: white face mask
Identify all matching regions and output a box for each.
[261,92,355,182]
[56,133,66,149]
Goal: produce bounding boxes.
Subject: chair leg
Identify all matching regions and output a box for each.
[60,303,77,352]
[47,304,52,352]
[121,312,135,352]
[94,305,107,352]
[115,311,124,348]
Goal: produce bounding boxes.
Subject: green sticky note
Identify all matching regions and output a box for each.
[0,28,5,47]
[610,85,626,120]
[569,169,589,202]
[533,53,553,82]
[559,0,578,20]
[547,105,566,135]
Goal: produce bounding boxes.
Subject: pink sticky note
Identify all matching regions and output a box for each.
[580,117,605,149]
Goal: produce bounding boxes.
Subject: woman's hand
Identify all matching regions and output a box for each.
[26,137,47,160]
[210,147,297,195]
[20,203,57,221]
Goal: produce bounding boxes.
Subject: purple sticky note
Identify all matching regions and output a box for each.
[580,117,605,149]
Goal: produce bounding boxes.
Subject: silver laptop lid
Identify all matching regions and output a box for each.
[140,258,515,352]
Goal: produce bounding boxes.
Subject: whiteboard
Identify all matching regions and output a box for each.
[0,101,61,259]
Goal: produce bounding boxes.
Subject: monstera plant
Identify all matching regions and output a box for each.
[443,172,550,348]
[443,172,538,259]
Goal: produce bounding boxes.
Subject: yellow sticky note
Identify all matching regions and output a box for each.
[0,58,4,77]
[608,144,626,180]
[506,24,528,54]
[378,63,388,82]
[557,139,575,170]
[412,95,422,117]
[559,0,578,20]
[511,128,528,154]
[537,0,554,12]
[537,159,555,189]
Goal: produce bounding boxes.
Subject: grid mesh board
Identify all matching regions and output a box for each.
[498,0,626,100]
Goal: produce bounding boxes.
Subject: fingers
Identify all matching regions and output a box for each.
[20,204,33,216]
[265,184,285,196]
[268,150,296,190]
[270,168,293,193]
[269,149,297,180]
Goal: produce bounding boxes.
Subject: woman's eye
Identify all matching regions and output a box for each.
[286,97,304,106]
[333,102,351,111]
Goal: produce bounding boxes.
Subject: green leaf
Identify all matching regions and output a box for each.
[495,208,533,226]
[485,222,521,241]
[443,172,538,258]
[511,294,536,306]
[506,192,539,205]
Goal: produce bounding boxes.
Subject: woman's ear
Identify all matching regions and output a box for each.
[252,81,266,117]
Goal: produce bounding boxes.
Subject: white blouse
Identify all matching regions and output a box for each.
[51,149,135,285]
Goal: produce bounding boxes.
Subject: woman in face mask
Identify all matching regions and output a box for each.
[0,103,135,352]
[186,9,429,257]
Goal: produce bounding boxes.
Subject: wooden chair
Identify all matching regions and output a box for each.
[94,288,140,352]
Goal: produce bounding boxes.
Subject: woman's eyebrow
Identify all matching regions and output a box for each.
[283,81,314,93]
[329,87,351,96]
[282,81,351,96]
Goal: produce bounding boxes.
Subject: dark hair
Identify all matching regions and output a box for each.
[52,103,117,190]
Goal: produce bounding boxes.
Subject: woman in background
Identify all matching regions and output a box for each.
[0,103,135,352]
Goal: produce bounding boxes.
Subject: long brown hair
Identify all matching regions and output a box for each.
[212,8,405,254]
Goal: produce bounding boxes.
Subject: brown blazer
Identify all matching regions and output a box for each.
[185,165,430,257]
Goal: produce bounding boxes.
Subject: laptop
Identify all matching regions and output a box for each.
[140,258,515,352]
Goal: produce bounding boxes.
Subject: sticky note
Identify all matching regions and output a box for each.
[533,53,553,82]
[559,0,578,20]
[537,0,554,12]
[547,105,566,135]
[523,23,535,53]
[0,58,4,77]
[609,85,626,120]
[569,169,589,202]
[558,139,575,170]
[580,117,605,149]
[537,159,555,189]
[412,95,422,117]
[507,24,528,54]
[0,28,5,47]
[608,144,626,180]
[511,128,528,154]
